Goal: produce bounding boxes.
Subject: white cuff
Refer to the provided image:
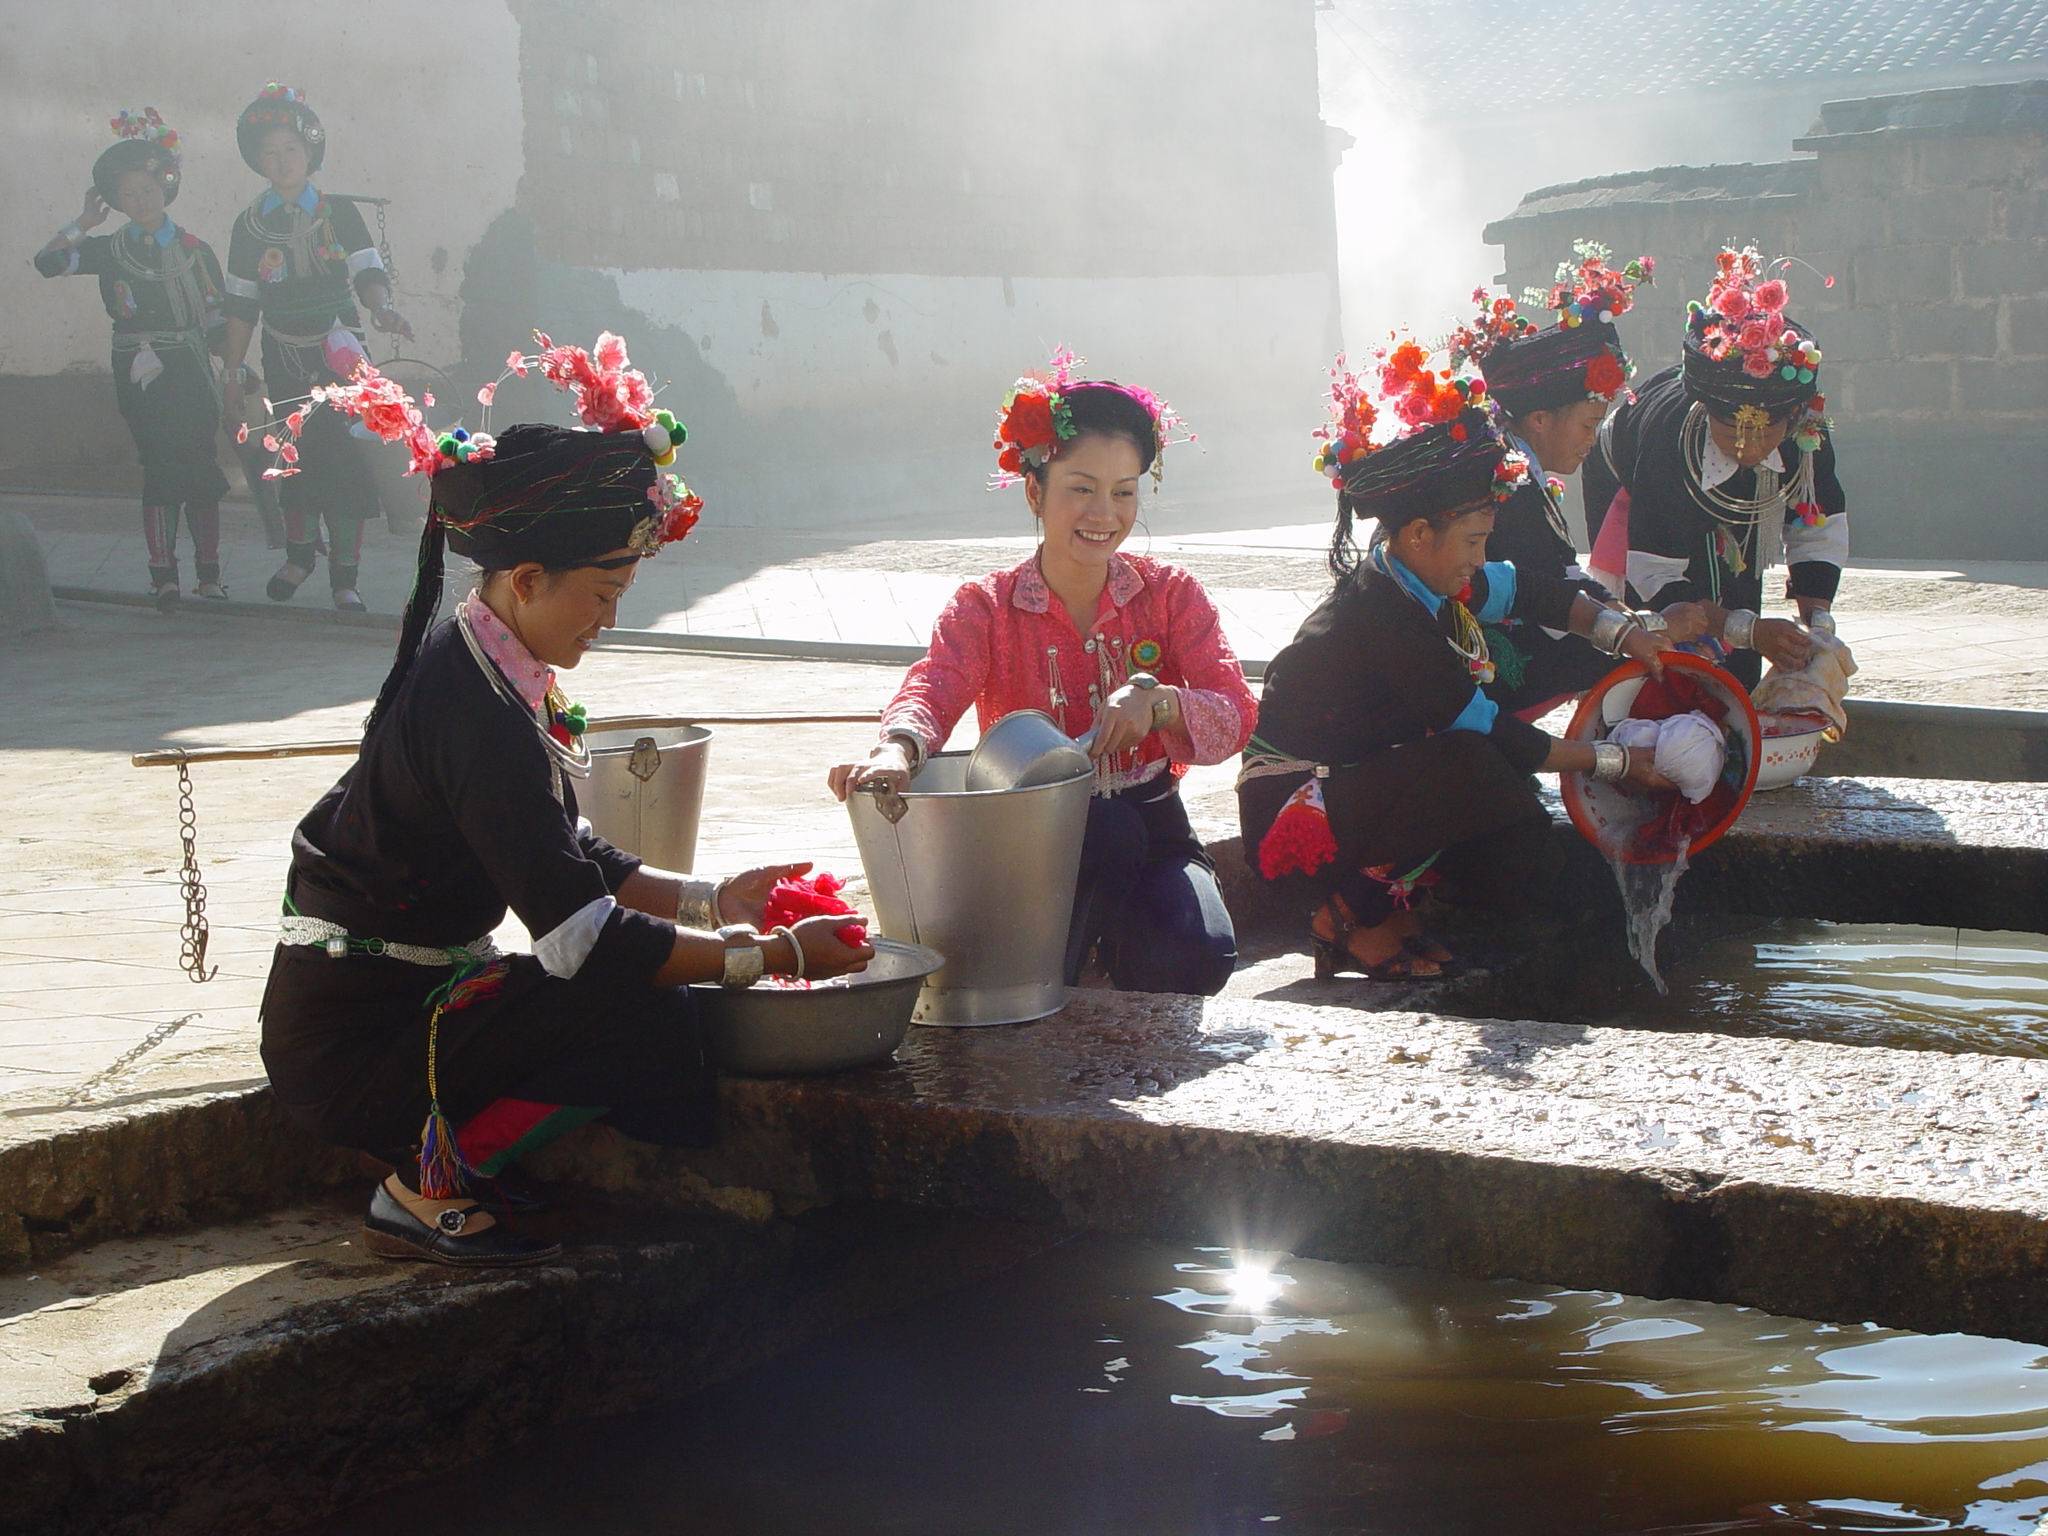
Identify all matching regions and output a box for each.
[532,894,615,979]
[1784,510,1849,569]
[223,272,259,299]
[345,247,385,276]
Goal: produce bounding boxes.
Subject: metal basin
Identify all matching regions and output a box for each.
[964,709,1095,792]
[849,752,1092,1027]
[691,937,944,1075]
[580,726,711,872]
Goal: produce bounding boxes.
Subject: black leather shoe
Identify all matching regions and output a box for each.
[359,1182,562,1268]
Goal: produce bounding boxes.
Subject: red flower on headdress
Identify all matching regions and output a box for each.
[1714,285,1750,320]
[1001,387,1056,452]
[1753,279,1788,312]
[1583,350,1628,398]
[1742,351,1775,379]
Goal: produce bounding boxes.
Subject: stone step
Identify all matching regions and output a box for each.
[1190,773,2048,939]
[0,1196,1058,1536]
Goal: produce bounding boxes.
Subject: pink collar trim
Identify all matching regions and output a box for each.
[1011,552,1146,616]
[459,591,552,713]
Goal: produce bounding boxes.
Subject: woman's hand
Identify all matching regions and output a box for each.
[1752,618,1814,671]
[76,189,109,233]
[1088,683,1159,761]
[781,913,875,979]
[1657,602,1713,644]
[1621,747,1678,795]
[714,862,812,928]
[370,303,414,341]
[828,739,914,802]
[1618,624,1673,680]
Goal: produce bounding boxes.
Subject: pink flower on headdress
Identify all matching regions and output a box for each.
[1714,285,1750,321]
[505,349,528,377]
[535,329,657,434]
[1753,279,1788,312]
[1742,352,1775,379]
[1737,321,1771,353]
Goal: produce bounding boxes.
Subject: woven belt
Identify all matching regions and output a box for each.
[279,913,499,968]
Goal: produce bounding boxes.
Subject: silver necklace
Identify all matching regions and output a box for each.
[1680,403,1802,527]
[454,606,592,780]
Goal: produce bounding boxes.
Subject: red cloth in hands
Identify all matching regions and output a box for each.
[763,871,869,949]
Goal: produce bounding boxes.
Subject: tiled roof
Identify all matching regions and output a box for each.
[1319,0,2048,113]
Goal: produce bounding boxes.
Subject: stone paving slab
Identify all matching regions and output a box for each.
[534,990,2048,1346]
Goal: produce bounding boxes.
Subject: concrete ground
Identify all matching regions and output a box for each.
[6,486,2048,1115]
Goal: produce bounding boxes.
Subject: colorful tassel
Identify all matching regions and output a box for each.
[413,955,508,1198]
[1258,778,1338,880]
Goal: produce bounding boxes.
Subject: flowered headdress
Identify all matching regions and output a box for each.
[236,83,326,175]
[244,330,702,731]
[990,346,1191,489]
[1683,245,1830,437]
[1458,241,1653,417]
[1315,341,1531,532]
[93,108,182,207]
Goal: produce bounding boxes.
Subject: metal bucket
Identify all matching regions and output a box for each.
[848,752,1092,1027]
[580,726,712,872]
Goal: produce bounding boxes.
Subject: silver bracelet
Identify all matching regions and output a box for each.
[717,923,764,989]
[60,223,84,244]
[1634,609,1670,634]
[771,924,804,981]
[1591,741,1629,783]
[1806,608,1836,638]
[1723,609,1759,650]
[883,729,927,775]
[675,875,721,929]
[1587,606,1640,656]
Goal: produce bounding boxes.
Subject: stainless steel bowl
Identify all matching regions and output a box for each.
[690,937,945,1075]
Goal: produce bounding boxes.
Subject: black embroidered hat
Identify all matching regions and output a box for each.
[236,84,326,176]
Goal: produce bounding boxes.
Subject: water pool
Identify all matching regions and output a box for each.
[306,1233,2048,1535]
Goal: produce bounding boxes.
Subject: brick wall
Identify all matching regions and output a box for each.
[1486,81,2048,560]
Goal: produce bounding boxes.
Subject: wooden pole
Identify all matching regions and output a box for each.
[130,712,880,769]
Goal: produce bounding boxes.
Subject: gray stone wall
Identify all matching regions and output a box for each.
[1486,81,2048,561]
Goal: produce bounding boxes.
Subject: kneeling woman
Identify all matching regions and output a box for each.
[260,334,871,1267]
[828,354,1257,995]
[1239,357,1673,981]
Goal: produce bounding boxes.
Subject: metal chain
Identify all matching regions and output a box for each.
[61,1014,200,1107]
[374,200,396,290]
[175,754,217,983]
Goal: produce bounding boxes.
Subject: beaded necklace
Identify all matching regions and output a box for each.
[454,606,592,780]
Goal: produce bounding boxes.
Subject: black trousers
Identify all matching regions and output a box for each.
[1238,732,1562,929]
[1066,783,1237,996]
[260,949,716,1168]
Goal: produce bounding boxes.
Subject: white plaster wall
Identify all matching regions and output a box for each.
[1,0,524,375]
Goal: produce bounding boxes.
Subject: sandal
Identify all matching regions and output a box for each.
[359,1180,560,1268]
[1310,895,1444,983]
[266,561,311,603]
[194,580,229,601]
[1403,931,1455,967]
[332,588,367,613]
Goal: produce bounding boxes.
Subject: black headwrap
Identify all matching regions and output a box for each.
[365,425,666,731]
[1481,320,1628,417]
[92,139,180,207]
[1329,407,1526,578]
[1683,314,1821,417]
[236,87,326,176]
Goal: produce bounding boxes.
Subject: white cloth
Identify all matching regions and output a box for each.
[1609,710,1728,804]
[532,894,615,979]
[1626,548,1693,606]
[128,344,164,390]
[1752,632,1858,735]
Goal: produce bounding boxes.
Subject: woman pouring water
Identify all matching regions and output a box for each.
[1238,350,1675,983]
[827,352,1258,996]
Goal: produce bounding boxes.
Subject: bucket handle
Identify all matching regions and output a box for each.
[627,736,662,783]
[864,781,909,825]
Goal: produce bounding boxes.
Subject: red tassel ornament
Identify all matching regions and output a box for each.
[1257,778,1338,880]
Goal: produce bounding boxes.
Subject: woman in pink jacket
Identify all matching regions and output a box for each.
[828,354,1258,995]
